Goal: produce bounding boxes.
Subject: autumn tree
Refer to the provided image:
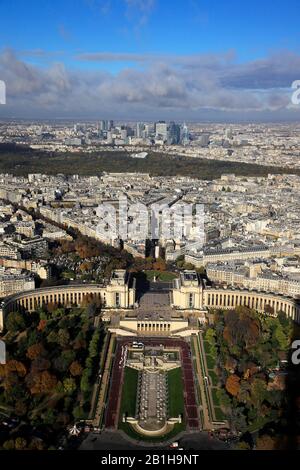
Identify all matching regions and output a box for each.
[256,435,276,450]
[225,374,241,397]
[26,343,45,360]
[5,359,27,377]
[31,357,51,372]
[153,258,166,271]
[69,361,83,377]
[224,307,260,349]
[30,371,58,395]
[37,319,47,331]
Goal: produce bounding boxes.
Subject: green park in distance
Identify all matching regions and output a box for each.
[1,144,300,179]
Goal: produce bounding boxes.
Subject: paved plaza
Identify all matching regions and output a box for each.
[138,370,167,430]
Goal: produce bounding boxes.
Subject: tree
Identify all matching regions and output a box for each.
[225,374,241,397]
[28,438,45,450]
[46,302,58,313]
[183,262,195,270]
[2,440,15,450]
[31,357,51,372]
[216,388,231,410]
[26,343,45,360]
[205,328,216,345]
[63,378,76,394]
[256,435,276,450]
[237,380,251,405]
[88,330,100,358]
[72,405,85,420]
[37,319,47,331]
[236,441,251,450]
[277,310,289,328]
[5,312,25,332]
[73,331,87,350]
[15,437,27,450]
[5,359,27,377]
[15,400,27,416]
[41,409,56,425]
[80,369,91,393]
[175,255,185,269]
[57,328,70,348]
[153,258,166,271]
[230,407,247,432]
[69,361,83,377]
[264,304,274,316]
[53,350,75,372]
[274,324,289,351]
[223,308,260,349]
[224,356,238,373]
[250,378,267,408]
[30,371,58,395]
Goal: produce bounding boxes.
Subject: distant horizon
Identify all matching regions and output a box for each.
[1,117,300,125]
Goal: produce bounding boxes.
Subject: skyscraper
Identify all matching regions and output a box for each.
[180,122,189,145]
[168,121,181,144]
[136,122,144,138]
[155,121,168,142]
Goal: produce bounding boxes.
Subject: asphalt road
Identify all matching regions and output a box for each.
[79,430,230,451]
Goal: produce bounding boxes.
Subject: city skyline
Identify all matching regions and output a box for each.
[0,0,300,120]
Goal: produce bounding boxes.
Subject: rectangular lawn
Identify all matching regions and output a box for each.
[119,367,139,418]
[168,368,184,417]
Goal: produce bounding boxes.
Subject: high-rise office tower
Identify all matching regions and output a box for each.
[100,120,107,131]
[225,128,233,140]
[155,121,168,141]
[199,133,210,147]
[180,122,189,145]
[168,121,181,144]
[136,122,144,138]
[120,128,127,140]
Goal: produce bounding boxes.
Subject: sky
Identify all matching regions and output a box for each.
[0,0,300,121]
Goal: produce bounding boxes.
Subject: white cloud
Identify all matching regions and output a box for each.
[0,48,299,120]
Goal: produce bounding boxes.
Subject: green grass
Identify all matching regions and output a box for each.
[211,389,226,421]
[119,367,139,418]
[246,415,275,433]
[209,370,219,386]
[203,340,211,355]
[61,270,76,280]
[145,270,178,281]
[206,354,215,370]
[214,407,225,421]
[168,368,185,418]
[211,388,220,406]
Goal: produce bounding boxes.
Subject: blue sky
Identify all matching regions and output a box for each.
[0,0,300,120]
